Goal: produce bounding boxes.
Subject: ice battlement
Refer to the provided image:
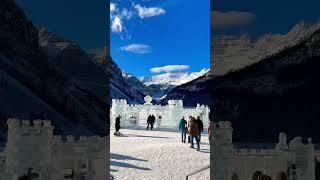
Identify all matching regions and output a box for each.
[111,95,210,128]
[6,119,105,146]
[211,121,316,180]
[168,99,183,107]
[1,118,107,180]
[7,118,53,129]
[234,148,281,156]
[112,99,128,105]
[52,134,104,145]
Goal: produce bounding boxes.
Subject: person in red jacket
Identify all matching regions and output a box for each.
[188,116,200,151]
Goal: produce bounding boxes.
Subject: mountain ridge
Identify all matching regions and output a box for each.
[0,0,107,143]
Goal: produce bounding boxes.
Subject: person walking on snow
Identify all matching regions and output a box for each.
[115,115,121,132]
[188,116,200,151]
[114,115,123,136]
[178,116,188,143]
[150,114,155,130]
[187,116,193,143]
[197,116,203,142]
[146,115,152,130]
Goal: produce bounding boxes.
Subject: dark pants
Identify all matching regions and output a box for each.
[181,131,186,142]
[115,126,120,132]
[198,133,201,142]
[146,123,154,130]
[190,135,200,150]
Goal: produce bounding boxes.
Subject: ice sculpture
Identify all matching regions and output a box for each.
[110,95,210,129]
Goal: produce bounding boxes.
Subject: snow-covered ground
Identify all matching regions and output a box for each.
[110,128,210,180]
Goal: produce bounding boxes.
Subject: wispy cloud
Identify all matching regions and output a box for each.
[110,2,166,39]
[212,11,256,29]
[121,8,133,20]
[134,4,166,19]
[120,44,151,54]
[110,3,117,14]
[150,65,190,73]
[111,16,123,33]
[110,2,133,39]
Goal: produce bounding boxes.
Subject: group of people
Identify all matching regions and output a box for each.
[146,114,156,130]
[178,116,203,151]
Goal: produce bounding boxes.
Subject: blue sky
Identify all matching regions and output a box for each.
[212,0,320,38]
[110,0,210,77]
[16,0,107,50]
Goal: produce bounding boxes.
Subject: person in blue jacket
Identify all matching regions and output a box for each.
[178,116,188,143]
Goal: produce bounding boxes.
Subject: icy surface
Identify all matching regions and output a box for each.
[110,128,210,180]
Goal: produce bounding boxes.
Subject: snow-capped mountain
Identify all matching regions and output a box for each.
[161,72,212,106]
[121,68,209,100]
[139,68,209,87]
[167,20,320,107]
[212,21,320,75]
[108,58,145,104]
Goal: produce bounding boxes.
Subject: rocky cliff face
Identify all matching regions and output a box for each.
[211,27,320,142]
[212,22,320,75]
[0,0,107,144]
[162,72,212,107]
[109,58,146,104]
[165,23,320,140]
[88,49,145,104]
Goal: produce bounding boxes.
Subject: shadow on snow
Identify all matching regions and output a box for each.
[111,161,151,171]
[111,153,148,162]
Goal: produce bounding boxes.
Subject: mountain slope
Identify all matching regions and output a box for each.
[0,0,107,142]
[211,27,320,142]
[162,72,212,107]
[212,21,320,75]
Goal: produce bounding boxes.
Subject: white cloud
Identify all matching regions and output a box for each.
[212,11,256,29]
[110,3,132,36]
[150,65,190,73]
[111,16,123,33]
[110,2,165,38]
[120,44,151,54]
[121,8,133,20]
[110,3,117,14]
[134,4,166,19]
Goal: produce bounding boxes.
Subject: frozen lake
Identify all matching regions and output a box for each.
[110,128,210,180]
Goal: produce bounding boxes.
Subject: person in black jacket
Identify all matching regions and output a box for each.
[151,114,156,130]
[197,116,203,142]
[146,115,151,130]
[115,115,121,132]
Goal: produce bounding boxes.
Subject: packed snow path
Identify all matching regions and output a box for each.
[110,128,210,180]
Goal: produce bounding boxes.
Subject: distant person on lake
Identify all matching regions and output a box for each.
[114,115,125,137]
[151,114,156,129]
[146,115,155,130]
[115,115,121,132]
[178,116,188,143]
[197,116,204,142]
[188,116,200,151]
